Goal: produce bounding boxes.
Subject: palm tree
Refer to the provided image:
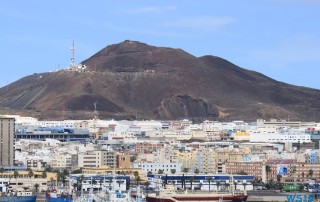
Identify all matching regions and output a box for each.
[28,170,34,178]
[207,176,213,191]
[99,179,103,191]
[265,165,272,183]
[108,178,113,189]
[243,182,247,192]
[0,167,5,177]
[13,171,19,179]
[135,176,141,186]
[41,172,47,179]
[216,181,221,192]
[28,169,34,191]
[277,174,282,183]
[308,169,314,178]
[181,174,185,190]
[189,176,194,190]
[34,183,39,193]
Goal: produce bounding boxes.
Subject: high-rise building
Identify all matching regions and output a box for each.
[0,118,15,166]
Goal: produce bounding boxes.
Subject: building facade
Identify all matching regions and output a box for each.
[0,118,15,166]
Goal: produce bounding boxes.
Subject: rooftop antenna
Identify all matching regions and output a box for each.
[70,41,75,67]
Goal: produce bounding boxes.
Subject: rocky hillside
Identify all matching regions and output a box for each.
[1,40,320,121]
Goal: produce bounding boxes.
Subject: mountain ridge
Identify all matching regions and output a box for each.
[1,40,320,121]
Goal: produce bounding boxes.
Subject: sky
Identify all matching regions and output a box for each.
[1,0,320,89]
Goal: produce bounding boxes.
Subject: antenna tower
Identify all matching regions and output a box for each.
[70,41,75,67]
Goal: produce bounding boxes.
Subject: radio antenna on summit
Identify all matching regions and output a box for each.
[70,41,75,67]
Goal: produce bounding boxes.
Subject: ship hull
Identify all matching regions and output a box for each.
[45,196,73,202]
[146,195,248,202]
[0,196,37,202]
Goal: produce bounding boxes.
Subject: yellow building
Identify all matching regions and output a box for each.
[81,166,147,181]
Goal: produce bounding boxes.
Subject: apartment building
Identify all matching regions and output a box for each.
[226,162,264,180]
[78,150,115,168]
[135,142,164,154]
[50,154,72,169]
[132,162,182,174]
[0,118,15,166]
[116,153,130,169]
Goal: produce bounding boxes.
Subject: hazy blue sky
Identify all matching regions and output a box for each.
[1,0,320,89]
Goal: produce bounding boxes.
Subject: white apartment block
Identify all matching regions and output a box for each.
[50,154,72,168]
[78,150,115,168]
[132,162,182,174]
[250,128,311,143]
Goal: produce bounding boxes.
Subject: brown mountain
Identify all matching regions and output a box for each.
[1,40,320,121]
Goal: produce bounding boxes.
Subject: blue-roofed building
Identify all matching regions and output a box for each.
[15,125,90,142]
[147,174,254,191]
[69,174,130,191]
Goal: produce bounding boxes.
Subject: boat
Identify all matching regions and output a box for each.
[45,188,73,202]
[145,184,248,202]
[0,191,37,202]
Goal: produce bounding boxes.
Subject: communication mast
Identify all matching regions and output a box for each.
[70,41,75,67]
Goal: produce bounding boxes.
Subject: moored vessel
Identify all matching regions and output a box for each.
[0,191,37,202]
[146,184,247,202]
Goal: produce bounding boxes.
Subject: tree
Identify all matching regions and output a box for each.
[170,169,176,174]
[291,165,297,174]
[28,170,34,178]
[34,183,39,193]
[158,169,164,174]
[243,182,247,192]
[194,168,199,174]
[41,172,47,179]
[23,187,30,191]
[0,167,5,177]
[189,176,194,190]
[277,174,282,183]
[216,181,221,191]
[135,176,141,186]
[63,169,69,177]
[13,171,19,179]
[308,169,314,178]
[108,178,113,189]
[265,165,272,182]
[207,176,213,191]
[130,155,137,163]
[133,171,139,178]
[99,179,103,191]
[44,166,53,172]
[147,171,152,175]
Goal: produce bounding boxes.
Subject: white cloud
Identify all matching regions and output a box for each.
[116,5,176,14]
[164,16,237,29]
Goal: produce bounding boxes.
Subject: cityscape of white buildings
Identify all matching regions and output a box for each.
[1,115,320,193]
